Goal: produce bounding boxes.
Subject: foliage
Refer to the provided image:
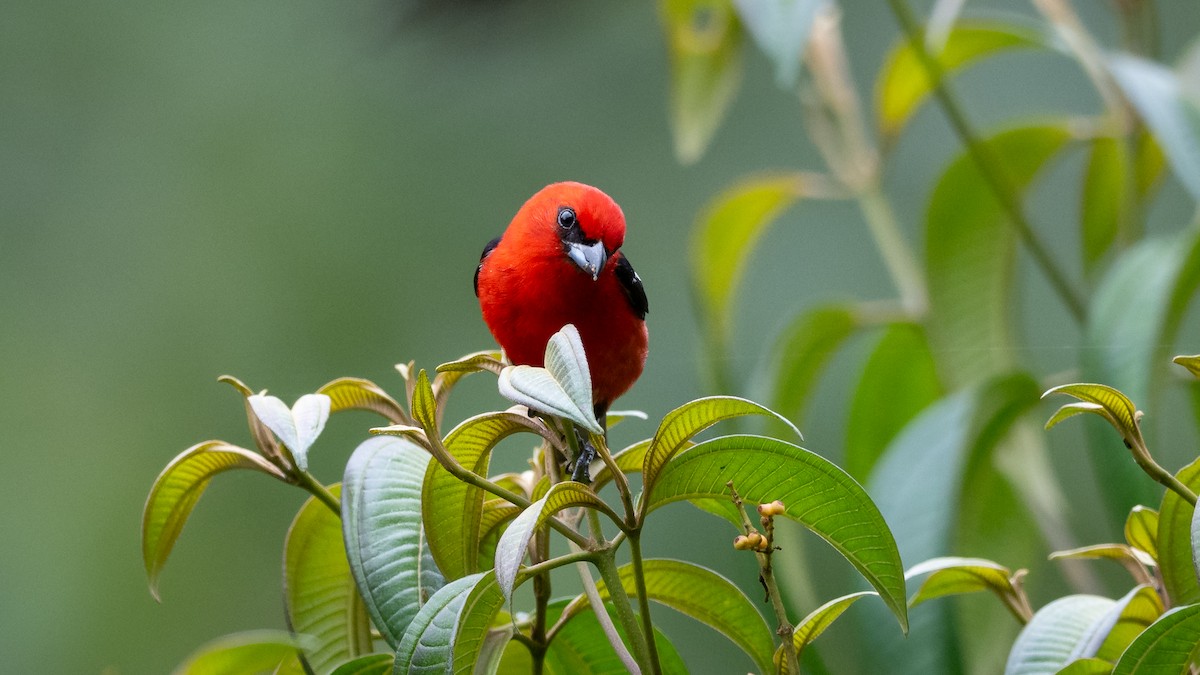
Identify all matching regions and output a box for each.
[142,326,907,673]
[674,0,1200,671]
[139,0,1200,671]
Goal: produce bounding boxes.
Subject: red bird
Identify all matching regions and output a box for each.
[475,182,648,477]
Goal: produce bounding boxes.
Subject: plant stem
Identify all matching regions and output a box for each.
[573,551,640,675]
[627,533,663,673]
[1131,439,1198,506]
[857,184,928,317]
[415,432,593,549]
[885,0,1088,325]
[593,434,637,525]
[729,482,798,674]
[293,470,341,515]
[595,551,658,675]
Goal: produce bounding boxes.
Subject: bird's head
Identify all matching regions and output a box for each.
[514,182,626,281]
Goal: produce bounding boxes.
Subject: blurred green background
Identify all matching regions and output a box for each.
[3,0,1199,672]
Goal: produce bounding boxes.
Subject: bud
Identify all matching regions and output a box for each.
[757,500,786,517]
[733,535,753,550]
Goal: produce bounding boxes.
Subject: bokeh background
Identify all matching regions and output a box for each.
[3,0,1199,672]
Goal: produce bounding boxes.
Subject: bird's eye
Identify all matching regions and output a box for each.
[557,207,577,230]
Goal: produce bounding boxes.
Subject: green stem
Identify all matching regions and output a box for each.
[759,551,799,675]
[415,432,593,549]
[627,533,662,674]
[1132,440,1198,506]
[293,470,341,515]
[595,551,656,674]
[885,0,1087,325]
[857,184,928,317]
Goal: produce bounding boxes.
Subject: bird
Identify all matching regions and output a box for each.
[475,182,648,481]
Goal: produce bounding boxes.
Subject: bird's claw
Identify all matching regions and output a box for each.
[571,433,596,483]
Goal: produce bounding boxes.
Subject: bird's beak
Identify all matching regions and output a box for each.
[567,240,608,281]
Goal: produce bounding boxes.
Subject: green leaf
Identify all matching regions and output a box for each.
[1057,658,1115,674]
[394,573,484,674]
[640,396,799,514]
[765,303,860,426]
[284,485,372,673]
[422,411,543,580]
[1174,355,1200,378]
[1050,544,1156,580]
[248,393,331,472]
[1005,595,1115,675]
[142,441,284,600]
[1043,383,1140,442]
[422,410,544,578]
[218,375,282,459]
[776,591,878,673]
[318,377,407,424]
[646,434,908,632]
[905,557,1016,609]
[560,558,775,673]
[926,124,1072,387]
[877,21,1046,141]
[329,654,393,675]
[498,326,603,435]
[863,373,1041,674]
[1110,603,1200,674]
[391,571,519,675]
[1126,506,1159,561]
[436,350,505,376]
[845,322,942,480]
[659,0,744,164]
[410,370,439,437]
[342,436,443,649]
[1109,54,1200,202]
[544,599,688,675]
[1084,585,1163,663]
[731,0,822,87]
[690,174,804,360]
[493,482,615,600]
[477,499,521,570]
[1080,135,1127,274]
[171,630,310,675]
[1083,230,1200,519]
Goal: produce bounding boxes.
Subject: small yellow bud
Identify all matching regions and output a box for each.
[757,500,786,517]
[745,532,765,549]
[733,535,753,550]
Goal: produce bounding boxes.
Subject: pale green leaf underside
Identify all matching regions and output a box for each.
[343,436,443,649]
[1005,595,1114,675]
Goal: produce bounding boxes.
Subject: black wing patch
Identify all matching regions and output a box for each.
[615,253,648,320]
[474,236,501,297]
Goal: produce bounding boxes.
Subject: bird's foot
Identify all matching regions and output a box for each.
[570,431,596,483]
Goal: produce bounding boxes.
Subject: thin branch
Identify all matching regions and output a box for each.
[886,0,1088,324]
